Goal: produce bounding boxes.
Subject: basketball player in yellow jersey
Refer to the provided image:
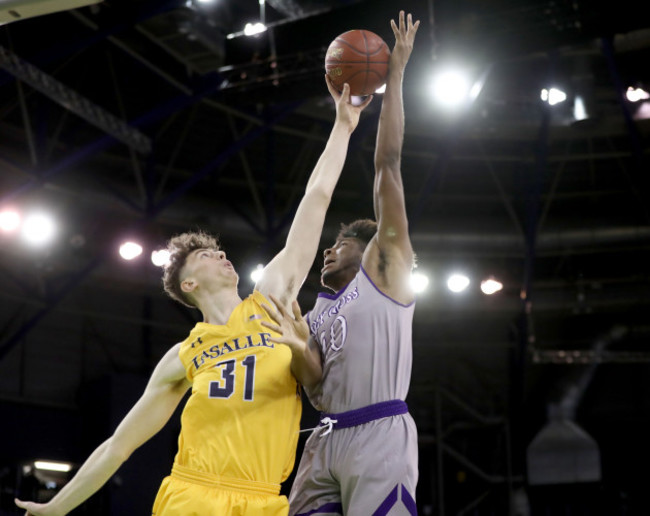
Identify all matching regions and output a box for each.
[14,77,373,516]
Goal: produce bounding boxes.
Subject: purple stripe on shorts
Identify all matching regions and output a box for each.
[401,484,418,515]
[372,485,399,516]
[295,502,343,516]
[319,400,408,430]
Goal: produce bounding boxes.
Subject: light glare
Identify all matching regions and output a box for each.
[410,272,430,293]
[151,249,171,267]
[432,70,471,106]
[375,84,386,94]
[0,209,21,232]
[480,278,503,295]
[541,87,567,106]
[447,273,470,293]
[626,86,650,102]
[34,461,72,472]
[250,264,264,283]
[244,22,267,36]
[119,241,143,260]
[22,212,56,246]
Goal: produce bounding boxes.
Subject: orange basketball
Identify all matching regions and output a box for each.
[325,29,390,96]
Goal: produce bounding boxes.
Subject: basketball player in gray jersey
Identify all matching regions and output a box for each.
[262,11,420,515]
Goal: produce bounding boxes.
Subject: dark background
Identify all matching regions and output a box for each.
[1,0,650,514]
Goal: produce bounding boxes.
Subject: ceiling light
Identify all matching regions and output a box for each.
[541,87,567,106]
[244,22,266,37]
[119,241,143,260]
[0,208,21,232]
[22,212,56,246]
[151,249,171,267]
[480,277,503,295]
[410,271,430,294]
[250,264,264,283]
[447,273,470,293]
[34,460,72,473]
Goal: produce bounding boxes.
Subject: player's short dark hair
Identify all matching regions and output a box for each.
[337,219,377,248]
[162,230,220,309]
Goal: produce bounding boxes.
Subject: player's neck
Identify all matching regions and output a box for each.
[197,287,242,325]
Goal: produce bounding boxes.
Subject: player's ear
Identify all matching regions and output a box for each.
[181,277,197,294]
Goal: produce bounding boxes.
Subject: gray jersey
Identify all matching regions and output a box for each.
[289,266,418,515]
[305,266,415,413]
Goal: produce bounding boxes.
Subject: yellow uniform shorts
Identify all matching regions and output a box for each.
[151,463,289,516]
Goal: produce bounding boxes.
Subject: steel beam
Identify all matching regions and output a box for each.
[0,45,152,154]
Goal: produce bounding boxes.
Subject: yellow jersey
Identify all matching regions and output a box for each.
[174,290,302,485]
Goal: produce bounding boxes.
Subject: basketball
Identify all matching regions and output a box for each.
[325,29,390,96]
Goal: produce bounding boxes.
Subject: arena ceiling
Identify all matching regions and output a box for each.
[1,0,650,509]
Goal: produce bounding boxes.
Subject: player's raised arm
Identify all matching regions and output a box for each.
[15,345,190,516]
[364,11,419,303]
[255,77,372,305]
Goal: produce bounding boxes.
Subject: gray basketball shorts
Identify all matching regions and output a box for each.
[288,406,418,515]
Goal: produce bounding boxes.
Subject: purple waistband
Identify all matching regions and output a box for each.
[319,400,408,430]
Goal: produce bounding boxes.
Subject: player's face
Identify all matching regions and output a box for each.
[321,237,364,291]
[184,248,238,287]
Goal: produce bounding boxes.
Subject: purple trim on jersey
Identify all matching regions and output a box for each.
[360,265,415,307]
[295,502,343,516]
[372,485,399,516]
[402,484,418,515]
[316,276,354,300]
[319,400,408,430]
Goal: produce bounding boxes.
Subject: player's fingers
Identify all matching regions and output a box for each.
[390,19,398,37]
[358,94,373,110]
[340,82,350,103]
[325,74,340,98]
[261,320,282,334]
[413,20,421,34]
[291,300,303,321]
[399,10,405,32]
[260,303,280,322]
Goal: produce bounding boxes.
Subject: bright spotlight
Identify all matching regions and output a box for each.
[541,87,567,106]
[447,273,470,293]
[250,264,264,283]
[22,212,56,246]
[151,249,171,267]
[480,277,503,295]
[119,241,143,260]
[431,69,472,107]
[0,209,21,232]
[626,86,650,102]
[410,271,430,294]
[244,22,267,36]
[375,84,387,94]
[34,460,72,473]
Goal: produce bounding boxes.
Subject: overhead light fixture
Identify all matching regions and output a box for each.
[541,87,567,106]
[119,241,143,260]
[480,277,503,295]
[250,264,264,283]
[410,271,430,294]
[447,273,470,293]
[151,249,171,267]
[34,460,72,473]
[22,212,56,246]
[0,208,21,232]
[244,22,267,37]
[626,86,650,102]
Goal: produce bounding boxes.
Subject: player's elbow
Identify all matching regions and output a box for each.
[374,152,401,171]
[105,436,136,466]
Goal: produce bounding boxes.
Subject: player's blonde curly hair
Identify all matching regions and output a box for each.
[162,230,220,308]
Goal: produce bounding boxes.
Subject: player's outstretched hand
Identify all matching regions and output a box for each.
[390,10,420,72]
[326,75,373,133]
[261,294,310,355]
[15,498,61,516]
